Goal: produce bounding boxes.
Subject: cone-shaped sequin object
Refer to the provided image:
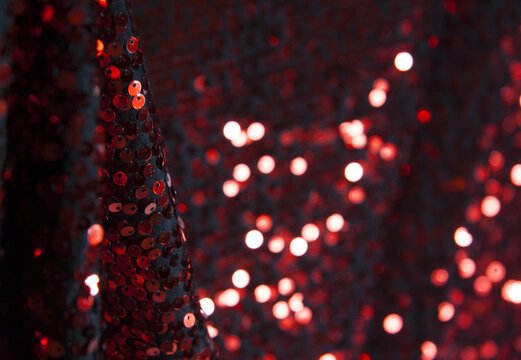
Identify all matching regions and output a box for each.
[95,1,217,359]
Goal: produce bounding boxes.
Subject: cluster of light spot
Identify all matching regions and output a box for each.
[232,269,250,288]
[339,119,366,149]
[245,230,264,249]
[344,162,363,182]
[326,213,344,232]
[231,131,249,147]
[383,314,403,334]
[290,157,308,176]
[223,121,241,140]
[454,227,473,247]
[216,289,240,307]
[289,293,304,312]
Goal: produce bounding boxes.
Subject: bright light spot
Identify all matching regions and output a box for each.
[421,341,437,360]
[223,180,240,197]
[225,335,241,352]
[454,227,473,247]
[233,164,251,182]
[348,186,365,204]
[383,314,403,334]
[223,121,241,140]
[216,289,240,307]
[278,278,295,295]
[232,269,250,288]
[438,301,455,322]
[256,214,273,232]
[511,164,521,186]
[268,236,285,253]
[290,157,307,176]
[474,276,492,296]
[458,258,476,278]
[231,130,248,147]
[200,297,215,316]
[245,230,264,249]
[319,354,336,360]
[289,293,304,312]
[326,213,344,232]
[394,51,413,71]
[289,237,308,256]
[344,162,363,182]
[431,268,449,286]
[207,324,219,338]
[247,122,265,141]
[380,143,397,161]
[481,195,500,217]
[254,284,272,303]
[486,261,505,282]
[502,280,521,304]
[373,78,389,92]
[84,274,100,296]
[295,307,312,324]
[339,120,364,137]
[272,301,290,319]
[369,89,386,107]
[302,223,320,242]
[258,155,275,174]
[87,224,104,246]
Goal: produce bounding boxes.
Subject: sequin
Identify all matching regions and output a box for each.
[122,203,137,215]
[152,180,165,194]
[132,93,145,109]
[104,66,120,80]
[108,202,122,212]
[105,41,122,57]
[147,249,161,260]
[144,202,157,215]
[183,313,196,328]
[141,237,155,250]
[152,290,166,303]
[111,135,126,149]
[113,171,127,186]
[112,94,130,111]
[128,80,142,96]
[135,185,149,199]
[126,36,138,53]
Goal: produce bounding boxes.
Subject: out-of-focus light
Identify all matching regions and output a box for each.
[373,78,389,92]
[84,274,100,296]
[421,341,438,360]
[225,335,241,352]
[454,227,473,247]
[268,235,285,253]
[458,258,476,278]
[417,109,431,124]
[289,237,308,256]
[431,268,449,286]
[474,276,492,296]
[295,306,312,324]
[87,224,104,246]
[278,278,295,295]
[223,121,241,140]
[96,39,104,52]
[502,280,521,304]
[258,155,276,174]
[383,314,403,334]
[232,269,250,288]
[256,214,273,232]
[216,289,240,307]
[486,261,505,282]
[233,163,251,182]
[319,354,336,360]
[289,293,304,312]
[344,162,363,182]
[254,284,272,303]
[369,89,386,107]
[223,180,240,197]
[290,157,307,176]
[302,223,320,242]
[247,122,265,141]
[231,130,248,147]
[326,213,344,232]
[380,143,397,161]
[510,164,521,186]
[272,301,290,319]
[200,297,215,316]
[207,324,219,338]
[438,301,455,322]
[394,51,413,71]
[348,186,365,204]
[481,195,500,217]
[245,230,264,249]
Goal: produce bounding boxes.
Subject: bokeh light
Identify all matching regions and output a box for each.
[383,314,403,334]
[394,51,413,71]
